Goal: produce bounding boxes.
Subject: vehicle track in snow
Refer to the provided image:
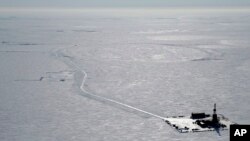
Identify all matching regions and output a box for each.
[55,48,166,120]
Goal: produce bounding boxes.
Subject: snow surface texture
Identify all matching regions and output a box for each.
[0,9,250,141]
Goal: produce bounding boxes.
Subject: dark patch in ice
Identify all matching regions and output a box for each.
[60,79,65,82]
[1,41,41,46]
[62,55,73,59]
[1,41,9,44]
[39,77,44,81]
[215,127,221,136]
[191,58,223,62]
[19,43,40,46]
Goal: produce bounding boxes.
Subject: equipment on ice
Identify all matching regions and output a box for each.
[164,103,236,133]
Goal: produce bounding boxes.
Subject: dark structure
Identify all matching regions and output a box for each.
[165,103,233,133]
[194,103,224,129]
[212,103,218,123]
[191,103,219,121]
[191,113,206,119]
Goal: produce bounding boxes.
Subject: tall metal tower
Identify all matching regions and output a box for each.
[212,103,218,123]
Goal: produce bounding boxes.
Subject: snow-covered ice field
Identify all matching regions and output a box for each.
[0,8,250,141]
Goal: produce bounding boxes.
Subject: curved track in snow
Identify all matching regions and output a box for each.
[56,48,166,120]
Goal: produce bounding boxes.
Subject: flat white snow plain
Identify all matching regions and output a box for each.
[0,9,250,141]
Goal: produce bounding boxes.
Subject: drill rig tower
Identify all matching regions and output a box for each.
[212,103,218,123]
